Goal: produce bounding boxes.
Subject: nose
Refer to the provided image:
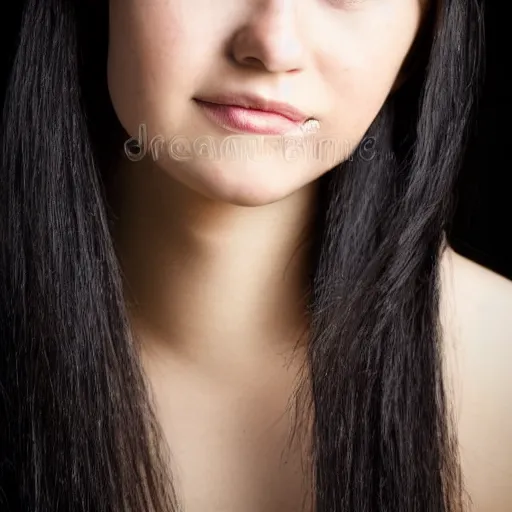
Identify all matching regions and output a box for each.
[229,0,306,73]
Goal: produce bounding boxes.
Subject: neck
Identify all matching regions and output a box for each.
[110,157,319,369]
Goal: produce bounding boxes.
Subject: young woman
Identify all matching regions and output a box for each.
[1,0,510,511]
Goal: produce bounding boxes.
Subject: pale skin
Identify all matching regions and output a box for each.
[107,0,512,510]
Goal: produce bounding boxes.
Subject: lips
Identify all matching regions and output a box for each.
[193,93,314,136]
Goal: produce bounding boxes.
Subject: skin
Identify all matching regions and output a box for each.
[440,250,512,512]
[106,0,512,510]
[107,0,421,206]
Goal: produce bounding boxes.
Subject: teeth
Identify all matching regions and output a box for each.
[301,118,320,134]
[283,118,321,138]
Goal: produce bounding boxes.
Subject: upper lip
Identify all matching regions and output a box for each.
[194,93,311,124]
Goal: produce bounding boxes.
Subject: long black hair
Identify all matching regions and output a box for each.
[0,0,484,511]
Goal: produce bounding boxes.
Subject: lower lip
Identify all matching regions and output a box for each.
[194,100,306,136]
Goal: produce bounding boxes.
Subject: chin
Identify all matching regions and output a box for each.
[163,156,320,207]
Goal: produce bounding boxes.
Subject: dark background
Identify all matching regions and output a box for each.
[1,2,507,280]
[448,2,508,278]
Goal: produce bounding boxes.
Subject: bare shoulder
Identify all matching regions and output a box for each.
[440,245,512,512]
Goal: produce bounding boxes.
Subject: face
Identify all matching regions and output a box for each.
[108,0,423,206]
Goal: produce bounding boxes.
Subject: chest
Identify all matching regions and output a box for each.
[147,359,314,512]
[144,323,511,512]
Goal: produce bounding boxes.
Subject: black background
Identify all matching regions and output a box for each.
[448,3,508,278]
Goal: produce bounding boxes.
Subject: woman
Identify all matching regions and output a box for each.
[1,0,510,511]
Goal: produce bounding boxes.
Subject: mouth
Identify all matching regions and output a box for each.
[193,94,317,136]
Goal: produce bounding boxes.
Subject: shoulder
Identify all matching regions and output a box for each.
[439,245,512,512]
[440,246,512,331]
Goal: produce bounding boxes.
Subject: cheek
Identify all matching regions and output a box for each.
[107,1,199,139]
[321,54,398,142]
[317,8,420,142]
